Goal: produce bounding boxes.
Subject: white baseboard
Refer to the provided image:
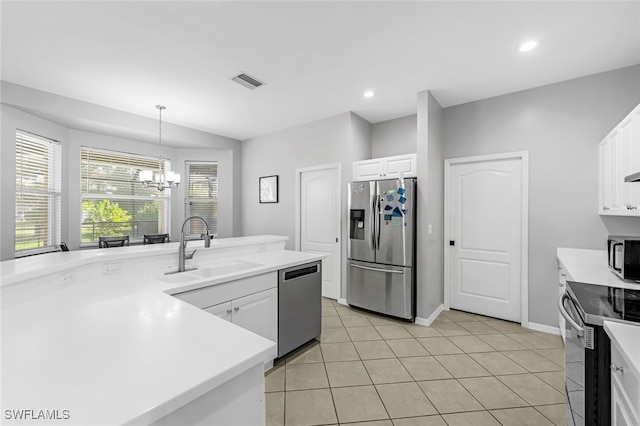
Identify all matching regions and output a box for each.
[415,304,444,326]
[528,322,561,335]
[338,298,348,306]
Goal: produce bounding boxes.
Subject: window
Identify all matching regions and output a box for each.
[15,131,62,256]
[80,147,171,245]
[184,161,218,236]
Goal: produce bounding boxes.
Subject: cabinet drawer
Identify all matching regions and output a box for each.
[611,342,640,413]
[174,272,277,309]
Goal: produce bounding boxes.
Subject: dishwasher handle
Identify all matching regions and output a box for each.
[558,292,584,337]
[282,263,319,281]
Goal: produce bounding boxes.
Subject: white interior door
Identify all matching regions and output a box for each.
[299,166,341,300]
[447,156,524,322]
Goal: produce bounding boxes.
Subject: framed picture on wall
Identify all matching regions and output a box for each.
[259,175,279,203]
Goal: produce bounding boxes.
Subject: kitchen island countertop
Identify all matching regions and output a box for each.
[1,235,324,425]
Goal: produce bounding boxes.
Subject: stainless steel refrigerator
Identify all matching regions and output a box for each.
[347,178,416,321]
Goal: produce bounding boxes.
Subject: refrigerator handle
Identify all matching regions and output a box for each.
[375,195,381,249]
[370,193,376,250]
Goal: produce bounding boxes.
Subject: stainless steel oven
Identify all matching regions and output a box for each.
[559,283,611,426]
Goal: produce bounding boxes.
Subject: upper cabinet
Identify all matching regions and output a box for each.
[353,153,417,181]
[599,103,640,216]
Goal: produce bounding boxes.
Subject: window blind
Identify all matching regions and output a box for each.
[80,147,171,244]
[185,161,218,236]
[15,131,61,255]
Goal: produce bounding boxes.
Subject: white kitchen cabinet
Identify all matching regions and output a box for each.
[557,262,570,343]
[232,288,278,343]
[175,271,278,344]
[599,102,640,216]
[204,301,233,322]
[203,288,278,343]
[353,158,386,181]
[611,337,640,426]
[353,153,417,181]
[621,107,640,214]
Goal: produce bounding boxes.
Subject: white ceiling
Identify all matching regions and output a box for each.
[2,1,639,141]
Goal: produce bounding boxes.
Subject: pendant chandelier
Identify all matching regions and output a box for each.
[139,105,180,191]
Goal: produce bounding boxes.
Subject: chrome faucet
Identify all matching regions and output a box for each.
[170,215,211,274]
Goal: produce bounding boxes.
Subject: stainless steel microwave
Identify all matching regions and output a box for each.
[608,236,640,282]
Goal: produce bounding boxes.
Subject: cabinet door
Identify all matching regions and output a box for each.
[612,373,640,426]
[204,301,232,322]
[558,266,567,343]
[621,109,640,215]
[353,159,384,181]
[232,288,277,343]
[608,131,626,215]
[600,139,611,214]
[385,154,417,179]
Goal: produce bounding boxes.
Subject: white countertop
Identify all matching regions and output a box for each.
[604,321,640,376]
[1,236,324,425]
[0,235,288,288]
[557,247,640,289]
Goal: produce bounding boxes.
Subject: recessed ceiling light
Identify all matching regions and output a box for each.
[517,40,538,53]
[364,90,375,98]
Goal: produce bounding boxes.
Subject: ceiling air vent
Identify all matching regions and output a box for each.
[232,73,265,90]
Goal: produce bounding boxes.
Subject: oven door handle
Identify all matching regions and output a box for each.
[558,293,584,337]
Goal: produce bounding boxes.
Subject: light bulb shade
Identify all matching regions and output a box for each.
[139,168,179,190]
[139,170,153,182]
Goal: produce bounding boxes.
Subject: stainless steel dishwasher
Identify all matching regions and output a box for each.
[278,260,322,358]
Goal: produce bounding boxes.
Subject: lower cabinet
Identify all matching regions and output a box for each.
[612,373,639,426]
[610,337,640,426]
[558,263,569,343]
[204,288,278,343]
[173,271,278,346]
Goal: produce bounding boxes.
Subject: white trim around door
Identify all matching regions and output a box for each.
[295,163,342,300]
[444,151,529,328]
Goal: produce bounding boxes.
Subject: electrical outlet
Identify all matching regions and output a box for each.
[61,273,76,285]
[102,263,122,274]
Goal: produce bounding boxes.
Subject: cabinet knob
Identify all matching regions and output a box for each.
[234,307,240,312]
[602,206,610,211]
[611,363,624,373]
[561,273,566,277]
[226,309,232,314]
[627,205,637,210]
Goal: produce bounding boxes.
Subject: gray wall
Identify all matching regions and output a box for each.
[1,106,70,260]
[371,115,417,158]
[1,82,242,259]
[426,93,445,319]
[415,91,445,321]
[241,112,372,299]
[442,64,640,327]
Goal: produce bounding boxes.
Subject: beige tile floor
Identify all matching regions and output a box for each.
[265,299,566,426]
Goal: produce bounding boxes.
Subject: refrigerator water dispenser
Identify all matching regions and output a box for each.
[350,209,365,240]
